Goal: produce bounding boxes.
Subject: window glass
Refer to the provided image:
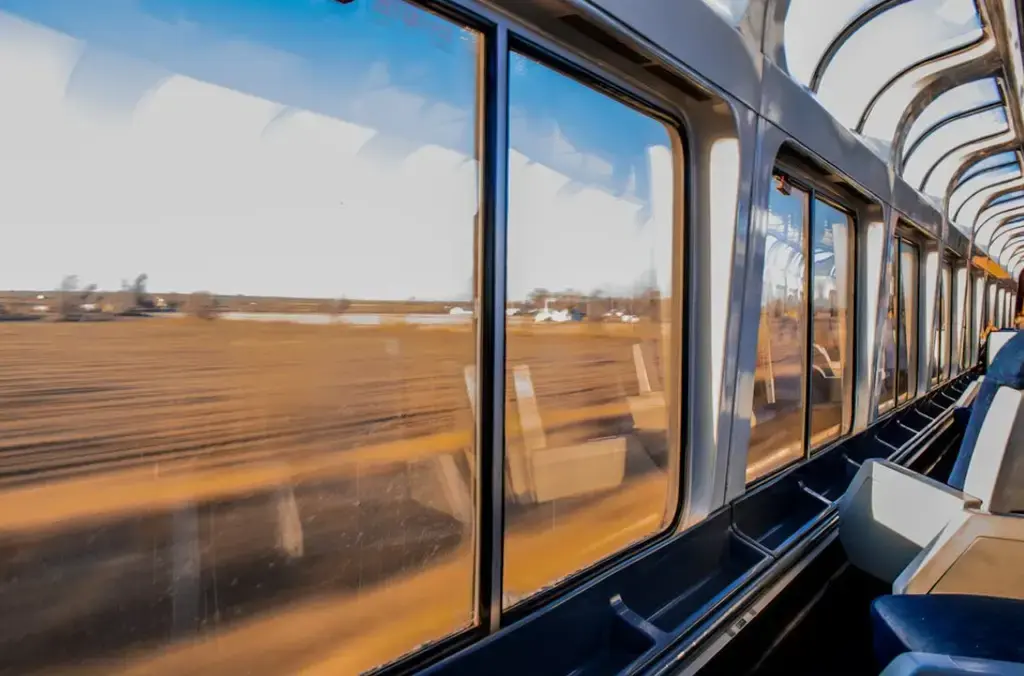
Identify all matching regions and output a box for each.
[973,274,986,363]
[878,245,898,413]
[701,0,751,23]
[749,179,808,481]
[0,1,481,672]
[784,0,883,87]
[949,162,1022,218]
[903,79,1002,152]
[991,221,1024,260]
[928,141,1018,201]
[988,282,998,328]
[504,52,678,605]
[956,183,1023,231]
[814,0,982,130]
[987,190,1024,210]
[941,263,953,380]
[902,108,1008,190]
[896,240,919,404]
[932,265,946,386]
[957,153,1019,187]
[978,207,1024,252]
[809,199,851,449]
[953,266,967,374]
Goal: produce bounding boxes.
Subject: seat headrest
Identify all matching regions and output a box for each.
[964,386,1024,514]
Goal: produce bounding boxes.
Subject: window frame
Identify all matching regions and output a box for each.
[877,229,922,414]
[747,164,858,486]
[495,31,692,625]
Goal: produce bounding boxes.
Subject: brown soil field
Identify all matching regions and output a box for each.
[0,316,675,674]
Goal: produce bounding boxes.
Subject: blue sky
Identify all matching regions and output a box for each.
[0,0,674,301]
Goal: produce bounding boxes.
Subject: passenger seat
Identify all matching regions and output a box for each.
[871,595,1024,669]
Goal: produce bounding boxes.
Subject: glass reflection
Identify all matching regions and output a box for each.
[949,163,1022,218]
[973,274,986,363]
[988,282,998,327]
[903,79,1001,153]
[926,141,1012,199]
[808,199,851,449]
[902,109,1008,190]
[956,184,1024,231]
[953,266,968,373]
[957,152,1019,187]
[0,0,481,673]
[749,178,807,481]
[878,247,898,413]
[896,241,919,403]
[504,52,678,605]
[784,0,882,87]
[701,0,751,23]
[813,0,982,130]
[942,264,953,380]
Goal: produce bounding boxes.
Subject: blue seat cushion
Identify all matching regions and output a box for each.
[949,331,1024,490]
[872,595,1024,667]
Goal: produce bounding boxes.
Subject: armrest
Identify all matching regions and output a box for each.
[839,460,981,583]
[895,510,1024,599]
[881,653,1024,675]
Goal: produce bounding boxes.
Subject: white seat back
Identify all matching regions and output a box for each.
[964,386,1024,514]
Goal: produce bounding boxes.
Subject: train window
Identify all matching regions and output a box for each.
[896,240,919,403]
[0,0,481,672]
[748,174,855,481]
[940,263,953,381]
[988,282,998,328]
[953,265,968,373]
[748,178,809,480]
[878,237,918,411]
[973,273,986,363]
[809,199,852,448]
[932,265,946,387]
[503,51,679,605]
[878,243,898,413]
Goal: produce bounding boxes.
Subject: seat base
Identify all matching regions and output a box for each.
[872,595,1024,668]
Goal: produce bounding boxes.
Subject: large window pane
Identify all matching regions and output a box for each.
[749,179,808,481]
[0,1,480,672]
[809,199,851,449]
[941,264,953,380]
[897,241,919,403]
[504,52,678,605]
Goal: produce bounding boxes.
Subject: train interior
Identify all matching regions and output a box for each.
[5,0,1024,675]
